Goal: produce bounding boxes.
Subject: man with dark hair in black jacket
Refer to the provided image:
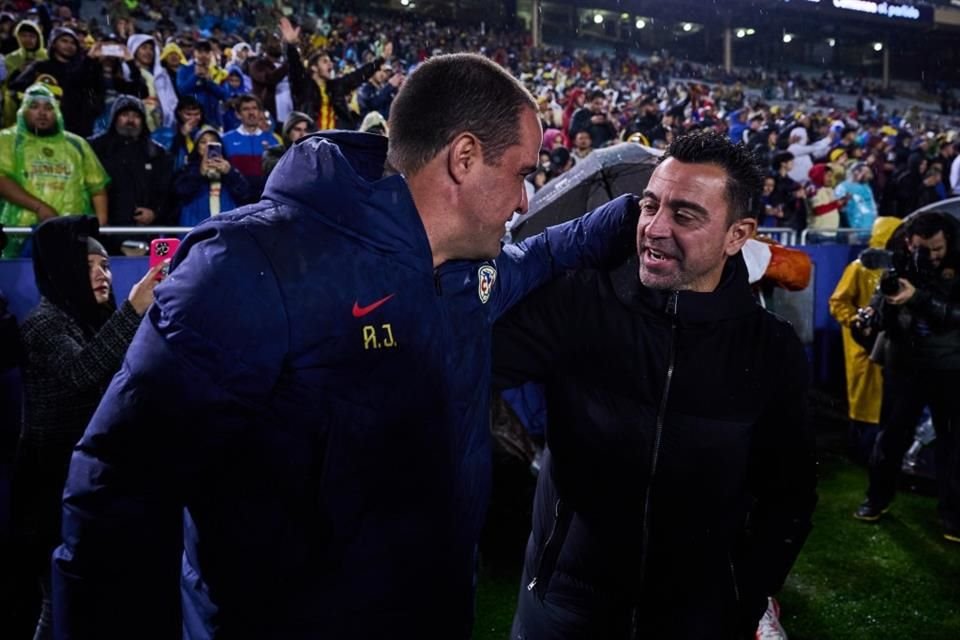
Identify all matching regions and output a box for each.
[853,211,960,544]
[495,129,817,639]
[279,17,386,131]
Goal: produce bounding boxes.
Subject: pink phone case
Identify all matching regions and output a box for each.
[149,238,180,281]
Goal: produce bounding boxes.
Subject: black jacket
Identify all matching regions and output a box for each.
[12,216,140,569]
[286,43,380,130]
[88,95,174,226]
[493,255,817,638]
[11,52,105,138]
[873,221,960,372]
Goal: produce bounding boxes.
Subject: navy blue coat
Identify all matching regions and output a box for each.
[52,131,639,639]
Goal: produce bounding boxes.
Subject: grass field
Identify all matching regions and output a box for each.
[474,451,960,640]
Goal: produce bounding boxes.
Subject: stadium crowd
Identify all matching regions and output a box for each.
[0,0,955,258]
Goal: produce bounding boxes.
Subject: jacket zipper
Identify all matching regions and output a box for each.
[637,290,678,590]
[527,498,563,595]
[433,268,442,295]
[728,554,741,605]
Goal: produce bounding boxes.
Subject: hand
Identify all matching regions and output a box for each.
[34,203,57,221]
[590,114,606,124]
[885,279,916,306]
[210,158,232,174]
[132,207,156,225]
[279,17,300,44]
[88,41,102,59]
[195,63,208,79]
[388,71,404,88]
[128,261,167,315]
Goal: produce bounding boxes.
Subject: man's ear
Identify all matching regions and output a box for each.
[447,132,479,185]
[725,217,757,256]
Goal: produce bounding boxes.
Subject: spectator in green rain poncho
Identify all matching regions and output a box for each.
[0,84,110,258]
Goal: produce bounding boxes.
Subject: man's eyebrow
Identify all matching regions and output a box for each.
[520,163,538,175]
[641,190,708,218]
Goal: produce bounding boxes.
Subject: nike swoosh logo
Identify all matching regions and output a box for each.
[352,294,395,318]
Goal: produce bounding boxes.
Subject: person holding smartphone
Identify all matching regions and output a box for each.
[11,215,162,640]
[174,125,251,227]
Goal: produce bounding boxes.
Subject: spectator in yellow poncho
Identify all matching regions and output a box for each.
[0,84,109,258]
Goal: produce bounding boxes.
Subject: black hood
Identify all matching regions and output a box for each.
[106,94,150,140]
[48,26,80,57]
[32,216,116,337]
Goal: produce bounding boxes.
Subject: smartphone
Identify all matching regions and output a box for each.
[206,142,223,161]
[149,238,181,281]
[102,43,124,58]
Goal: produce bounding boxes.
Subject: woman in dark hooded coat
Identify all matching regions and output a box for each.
[11,215,161,639]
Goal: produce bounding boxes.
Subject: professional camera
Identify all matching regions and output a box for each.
[859,246,935,295]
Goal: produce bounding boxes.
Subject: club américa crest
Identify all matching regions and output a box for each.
[477,264,497,304]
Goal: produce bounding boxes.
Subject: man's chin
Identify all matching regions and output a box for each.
[638,266,680,291]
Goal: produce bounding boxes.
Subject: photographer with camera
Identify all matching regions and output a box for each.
[852,211,960,544]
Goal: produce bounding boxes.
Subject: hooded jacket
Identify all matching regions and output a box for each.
[175,125,251,226]
[493,255,817,637]
[53,131,640,639]
[9,27,105,137]
[0,13,19,55]
[88,94,173,226]
[12,216,140,568]
[829,216,901,424]
[2,20,47,127]
[807,163,843,231]
[4,20,46,77]
[835,167,879,231]
[787,126,832,184]
[176,57,230,129]
[0,84,110,258]
[125,34,166,131]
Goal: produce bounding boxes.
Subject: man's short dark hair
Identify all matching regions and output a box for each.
[661,129,764,222]
[771,150,794,172]
[307,50,330,68]
[236,94,262,111]
[387,53,537,177]
[588,89,605,102]
[195,39,213,53]
[905,211,955,246]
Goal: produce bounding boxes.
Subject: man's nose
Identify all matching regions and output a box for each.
[644,208,671,238]
[517,185,529,215]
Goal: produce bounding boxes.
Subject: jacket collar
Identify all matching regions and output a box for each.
[611,252,758,325]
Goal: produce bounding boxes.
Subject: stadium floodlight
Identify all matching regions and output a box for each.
[682,23,693,32]
[873,42,883,52]
[621,13,629,21]
[783,33,794,43]
[594,13,604,24]
[746,28,756,35]
[400,0,409,5]
[736,29,746,38]
[828,38,836,47]
[635,18,646,29]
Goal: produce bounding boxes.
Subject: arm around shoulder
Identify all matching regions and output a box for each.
[491,194,639,318]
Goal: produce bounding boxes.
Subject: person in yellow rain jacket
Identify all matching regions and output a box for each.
[2,20,47,127]
[828,216,902,459]
[0,84,109,257]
